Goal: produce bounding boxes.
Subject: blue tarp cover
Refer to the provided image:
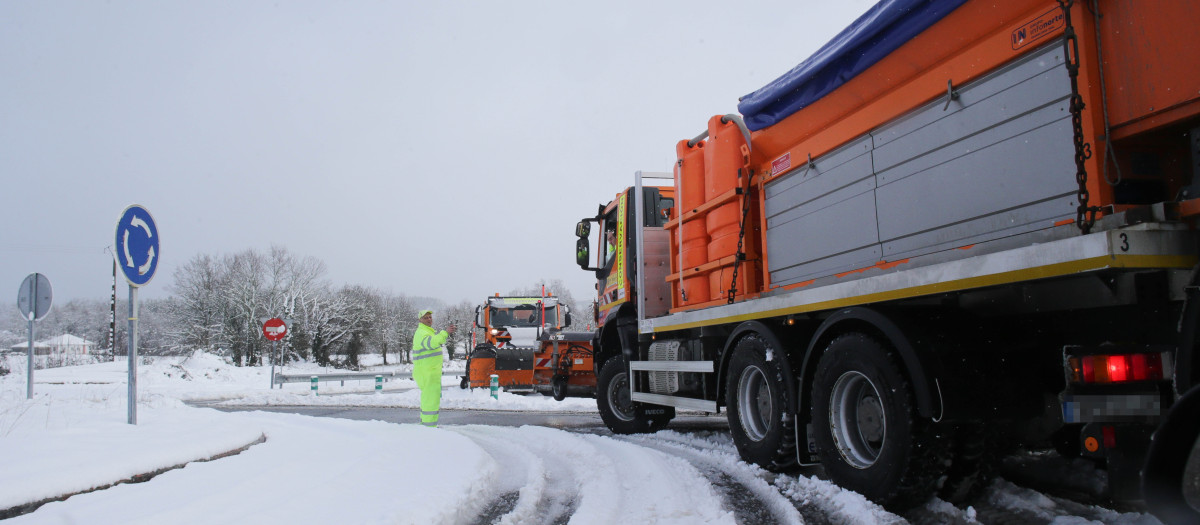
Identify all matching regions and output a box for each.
[737,0,969,131]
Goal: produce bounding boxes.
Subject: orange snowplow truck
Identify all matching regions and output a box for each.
[575,0,1200,519]
[461,295,596,400]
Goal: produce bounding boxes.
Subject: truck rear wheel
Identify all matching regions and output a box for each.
[1144,386,1200,524]
[811,333,948,509]
[597,357,673,434]
[725,334,797,470]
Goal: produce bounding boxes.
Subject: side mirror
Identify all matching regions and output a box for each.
[564,311,573,327]
[576,220,591,238]
[576,238,590,269]
[474,305,485,329]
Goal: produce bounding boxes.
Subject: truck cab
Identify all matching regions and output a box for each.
[575,175,677,431]
[464,295,562,393]
[461,294,597,400]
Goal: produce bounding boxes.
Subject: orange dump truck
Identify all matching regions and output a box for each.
[461,295,595,400]
[574,0,1200,517]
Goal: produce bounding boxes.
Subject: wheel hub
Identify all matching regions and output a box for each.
[857,395,884,443]
[608,371,635,422]
[829,371,886,469]
[737,365,773,441]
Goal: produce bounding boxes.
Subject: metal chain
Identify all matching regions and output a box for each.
[1058,0,1098,233]
[727,170,752,304]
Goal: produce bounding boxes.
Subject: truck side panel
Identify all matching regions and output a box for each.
[765,42,1079,287]
[765,136,878,286]
[875,42,1077,258]
[745,0,1061,173]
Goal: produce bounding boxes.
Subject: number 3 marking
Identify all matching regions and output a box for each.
[1119,233,1130,252]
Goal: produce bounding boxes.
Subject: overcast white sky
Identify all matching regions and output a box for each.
[1,1,875,306]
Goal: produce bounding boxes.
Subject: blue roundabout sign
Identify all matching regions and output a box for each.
[114,205,160,286]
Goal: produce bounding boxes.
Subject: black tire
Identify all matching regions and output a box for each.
[725,334,797,470]
[811,333,949,509]
[461,357,473,389]
[552,374,568,401]
[1144,386,1200,525]
[596,357,674,434]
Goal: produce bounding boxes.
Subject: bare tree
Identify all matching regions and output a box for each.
[165,246,338,366]
[335,285,379,369]
[295,280,344,367]
[167,254,226,352]
[442,300,475,359]
[373,292,416,365]
[265,246,327,366]
[221,250,269,366]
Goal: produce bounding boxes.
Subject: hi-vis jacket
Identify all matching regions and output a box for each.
[411,323,448,366]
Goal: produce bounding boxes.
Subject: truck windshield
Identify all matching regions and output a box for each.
[490,306,557,328]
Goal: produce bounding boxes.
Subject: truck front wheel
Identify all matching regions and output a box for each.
[811,333,948,509]
[551,374,568,401]
[725,334,797,470]
[596,357,673,434]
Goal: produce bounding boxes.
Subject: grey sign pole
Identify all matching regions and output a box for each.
[27,315,33,399]
[115,204,158,425]
[17,273,53,400]
[128,285,139,424]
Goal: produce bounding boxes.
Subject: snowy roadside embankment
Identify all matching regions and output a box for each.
[0,351,600,523]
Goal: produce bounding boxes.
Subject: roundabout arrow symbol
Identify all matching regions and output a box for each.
[138,246,156,275]
[131,215,153,238]
[122,213,157,272]
[123,230,134,268]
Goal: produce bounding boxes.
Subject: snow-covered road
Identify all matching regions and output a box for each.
[0,352,1166,524]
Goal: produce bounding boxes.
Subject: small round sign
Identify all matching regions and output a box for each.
[262,318,288,341]
[17,273,53,321]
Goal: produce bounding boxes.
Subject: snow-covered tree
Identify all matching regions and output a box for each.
[334,285,379,369]
[373,292,416,365]
[442,300,475,359]
[167,253,226,353]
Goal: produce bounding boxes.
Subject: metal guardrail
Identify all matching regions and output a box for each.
[273,370,411,386]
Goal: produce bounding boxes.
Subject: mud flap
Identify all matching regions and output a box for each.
[636,404,676,427]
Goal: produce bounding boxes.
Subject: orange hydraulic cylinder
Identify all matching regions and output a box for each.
[704,115,748,301]
[675,138,710,307]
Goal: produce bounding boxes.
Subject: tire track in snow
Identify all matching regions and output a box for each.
[450,425,736,524]
[452,426,575,525]
[615,433,805,525]
[621,431,906,525]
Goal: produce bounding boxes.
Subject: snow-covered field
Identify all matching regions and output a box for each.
[0,352,1165,524]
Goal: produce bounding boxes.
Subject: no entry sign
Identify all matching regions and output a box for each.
[262,318,288,341]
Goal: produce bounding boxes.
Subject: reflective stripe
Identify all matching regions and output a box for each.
[422,421,438,427]
[413,352,441,361]
[421,410,439,416]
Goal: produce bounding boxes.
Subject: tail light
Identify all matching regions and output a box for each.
[1068,351,1173,384]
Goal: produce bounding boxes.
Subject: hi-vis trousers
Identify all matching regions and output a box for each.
[413,359,442,427]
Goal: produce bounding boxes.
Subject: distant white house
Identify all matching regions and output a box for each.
[8,334,95,356]
[7,340,51,355]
